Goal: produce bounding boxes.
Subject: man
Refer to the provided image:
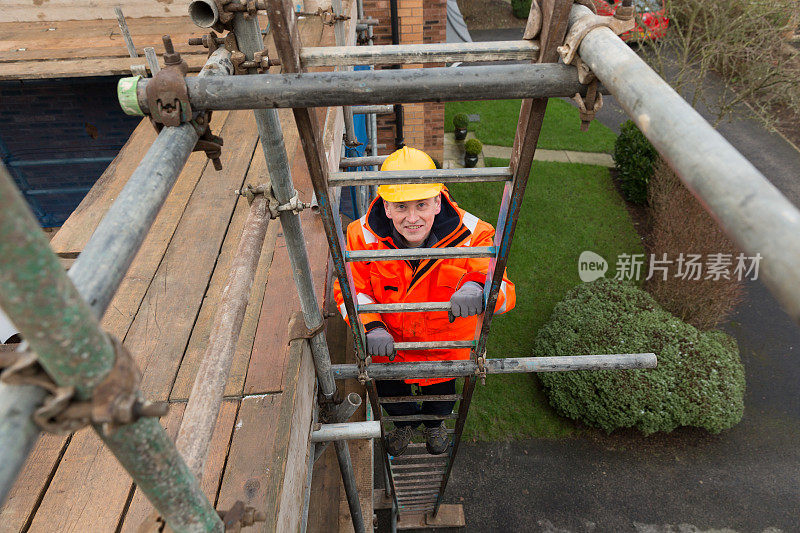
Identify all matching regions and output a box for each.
[334,147,515,456]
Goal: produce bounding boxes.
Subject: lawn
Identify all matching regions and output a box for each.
[444,98,617,153]
[452,157,645,441]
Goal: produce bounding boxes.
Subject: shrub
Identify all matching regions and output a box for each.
[452,113,469,130]
[645,158,743,330]
[464,138,482,156]
[613,120,658,205]
[511,0,532,19]
[535,278,745,435]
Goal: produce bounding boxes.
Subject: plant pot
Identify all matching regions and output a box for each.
[454,128,468,141]
[464,154,479,168]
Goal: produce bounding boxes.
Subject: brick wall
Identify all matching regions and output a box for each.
[0,76,140,226]
[362,0,446,164]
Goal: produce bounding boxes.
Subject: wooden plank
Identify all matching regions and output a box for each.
[118,400,239,532]
[396,504,465,530]
[0,54,207,80]
[125,110,259,402]
[27,428,132,531]
[0,34,203,56]
[0,17,200,41]
[169,99,299,400]
[100,111,228,340]
[306,446,342,533]
[215,394,282,528]
[274,340,316,532]
[0,1,196,23]
[48,119,156,255]
[0,434,68,532]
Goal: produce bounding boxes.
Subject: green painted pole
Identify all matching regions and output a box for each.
[0,163,223,532]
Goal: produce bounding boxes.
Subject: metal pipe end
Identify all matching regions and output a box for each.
[188,0,220,28]
[345,392,362,408]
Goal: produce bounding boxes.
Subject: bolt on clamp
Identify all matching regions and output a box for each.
[476,353,487,386]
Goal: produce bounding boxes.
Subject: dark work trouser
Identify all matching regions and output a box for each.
[375,379,456,429]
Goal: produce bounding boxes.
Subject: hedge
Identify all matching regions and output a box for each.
[535,278,746,435]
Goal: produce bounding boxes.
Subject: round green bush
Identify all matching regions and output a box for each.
[452,113,469,130]
[464,138,483,156]
[535,278,745,435]
[511,0,532,19]
[613,120,658,205]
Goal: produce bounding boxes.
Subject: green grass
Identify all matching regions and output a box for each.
[451,158,645,441]
[444,99,617,153]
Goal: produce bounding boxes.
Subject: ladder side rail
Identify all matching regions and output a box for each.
[473,0,574,363]
[365,379,400,511]
[432,376,477,515]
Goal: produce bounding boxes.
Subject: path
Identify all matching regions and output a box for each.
[443,132,615,168]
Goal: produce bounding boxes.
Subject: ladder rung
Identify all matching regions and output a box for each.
[397,494,439,505]
[300,40,540,67]
[391,454,450,463]
[391,463,447,472]
[392,470,446,478]
[396,489,439,496]
[379,394,461,403]
[346,246,496,262]
[351,105,394,115]
[393,340,475,351]
[394,481,442,488]
[399,504,435,511]
[359,301,452,313]
[329,167,513,187]
[385,413,458,422]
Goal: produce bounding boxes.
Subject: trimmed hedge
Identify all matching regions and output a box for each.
[535,278,745,435]
[613,120,658,205]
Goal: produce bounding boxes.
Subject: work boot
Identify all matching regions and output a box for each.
[385,425,414,456]
[424,422,450,455]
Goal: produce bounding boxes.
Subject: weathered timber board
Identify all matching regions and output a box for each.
[0,434,67,532]
[0,16,206,79]
[1,1,194,23]
[127,110,259,401]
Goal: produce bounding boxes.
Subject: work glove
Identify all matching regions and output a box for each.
[449,281,485,323]
[366,327,395,359]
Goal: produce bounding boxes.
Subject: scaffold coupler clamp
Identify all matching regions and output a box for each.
[145,35,225,170]
[357,356,370,386]
[267,188,313,219]
[476,353,487,386]
[0,336,168,436]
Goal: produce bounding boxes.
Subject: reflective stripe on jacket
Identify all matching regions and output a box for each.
[333,190,516,386]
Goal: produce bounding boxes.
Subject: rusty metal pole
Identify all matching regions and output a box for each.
[0,163,223,531]
[175,194,271,477]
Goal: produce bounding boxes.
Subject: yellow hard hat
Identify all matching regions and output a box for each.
[378,147,443,203]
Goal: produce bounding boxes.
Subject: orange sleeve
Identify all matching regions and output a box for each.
[333,220,385,331]
[459,221,516,315]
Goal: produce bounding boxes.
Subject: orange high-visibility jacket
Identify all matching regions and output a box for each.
[334,191,516,385]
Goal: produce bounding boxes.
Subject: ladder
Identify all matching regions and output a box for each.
[264,0,579,525]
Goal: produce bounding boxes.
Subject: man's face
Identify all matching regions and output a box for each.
[383,194,441,247]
